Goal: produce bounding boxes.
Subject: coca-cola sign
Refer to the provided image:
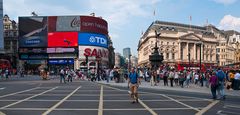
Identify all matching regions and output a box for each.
[71,17,81,27]
[48,16,108,35]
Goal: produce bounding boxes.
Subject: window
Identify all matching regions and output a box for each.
[210,55,212,61]
[166,53,169,59]
[167,42,169,45]
[172,53,175,59]
[161,41,163,45]
[173,42,175,45]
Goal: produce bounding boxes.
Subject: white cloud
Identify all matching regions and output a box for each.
[213,0,238,5]
[89,0,161,30]
[218,15,240,31]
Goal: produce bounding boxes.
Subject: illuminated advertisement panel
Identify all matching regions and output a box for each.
[78,33,108,48]
[80,16,108,35]
[48,59,74,64]
[19,48,46,53]
[19,54,48,60]
[78,46,108,61]
[48,16,108,35]
[47,48,77,53]
[19,17,48,47]
[48,32,78,47]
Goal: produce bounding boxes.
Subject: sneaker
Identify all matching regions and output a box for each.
[131,101,135,104]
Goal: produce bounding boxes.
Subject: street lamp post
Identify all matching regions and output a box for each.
[128,54,132,71]
[96,56,101,81]
[64,39,71,69]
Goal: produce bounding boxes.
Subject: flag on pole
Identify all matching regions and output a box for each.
[189,16,192,21]
[153,9,156,16]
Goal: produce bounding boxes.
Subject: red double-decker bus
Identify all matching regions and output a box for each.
[0,59,11,70]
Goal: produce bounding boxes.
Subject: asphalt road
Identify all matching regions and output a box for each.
[0,76,240,115]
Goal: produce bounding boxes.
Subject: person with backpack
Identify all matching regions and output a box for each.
[128,68,140,104]
[216,68,226,100]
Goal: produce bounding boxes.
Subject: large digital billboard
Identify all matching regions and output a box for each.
[78,33,108,48]
[78,46,109,61]
[19,17,48,47]
[48,32,78,47]
[48,16,108,35]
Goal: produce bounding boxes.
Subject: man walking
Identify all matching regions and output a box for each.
[216,68,226,100]
[60,69,66,83]
[128,68,140,103]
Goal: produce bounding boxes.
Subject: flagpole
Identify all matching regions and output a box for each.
[189,16,192,30]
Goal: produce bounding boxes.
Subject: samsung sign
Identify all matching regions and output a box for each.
[78,33,108,48]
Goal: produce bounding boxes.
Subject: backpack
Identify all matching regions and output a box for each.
[217,70,225,81]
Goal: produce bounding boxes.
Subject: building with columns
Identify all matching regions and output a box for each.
[138,21,225,70]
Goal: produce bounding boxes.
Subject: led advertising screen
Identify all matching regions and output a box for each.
[48,59,74,65]
[48,16,108,35]
[48,32,78,47]
[19,54,48,60]
[78,46,109,61]
[19,48,46,53]
[47,48,77,53]
[19,17,48,47]
[78,33,108,48]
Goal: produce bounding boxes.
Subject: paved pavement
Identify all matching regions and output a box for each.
[0,75,239,115]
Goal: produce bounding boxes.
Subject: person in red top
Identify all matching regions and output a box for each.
[209,72,218,99]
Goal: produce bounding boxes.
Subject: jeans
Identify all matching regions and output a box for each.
[217,81,225,98]
[185,79,190,87]
[211,85,217,99]
[60,74,65,83]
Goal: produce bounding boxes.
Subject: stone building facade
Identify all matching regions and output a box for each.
[138,20,238,70]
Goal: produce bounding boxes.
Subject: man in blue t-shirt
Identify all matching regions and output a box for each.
[128,68,140,103]
[216,68,226,100]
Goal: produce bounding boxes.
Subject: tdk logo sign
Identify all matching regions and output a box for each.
[78,33,108,48]
[89,36,107,45]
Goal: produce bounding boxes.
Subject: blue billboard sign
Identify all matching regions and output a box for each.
[48,59,74,65]
[78,33,108,48]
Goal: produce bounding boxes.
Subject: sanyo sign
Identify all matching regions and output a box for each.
[78,33,108,48]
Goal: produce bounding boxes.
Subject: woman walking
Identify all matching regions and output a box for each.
[209,72,218,99]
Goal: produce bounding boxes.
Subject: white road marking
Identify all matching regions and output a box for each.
[0,111,6,115]
[0,87,5,90]
[195,100,219,115]
[128,91,158,115]
[0,87,58,109]
[0,107,205,111]
[98,85,103,115]
[217,110,239,115]
[160,94,200,112]
[224,104,240,109]
[42,86,81,115]
[0,87,39,98]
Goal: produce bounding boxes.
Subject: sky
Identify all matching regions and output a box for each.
[3,0,240,56]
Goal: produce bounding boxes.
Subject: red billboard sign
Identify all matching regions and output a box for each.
[48,32,78,47]
[78,46,109,61]
[48,16,108,35]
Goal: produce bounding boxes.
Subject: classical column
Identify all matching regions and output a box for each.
[194,43,196,61]
[178,42,181,60]
[186,42,189,60]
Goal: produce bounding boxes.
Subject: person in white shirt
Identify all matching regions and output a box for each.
[234,71,240,90]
